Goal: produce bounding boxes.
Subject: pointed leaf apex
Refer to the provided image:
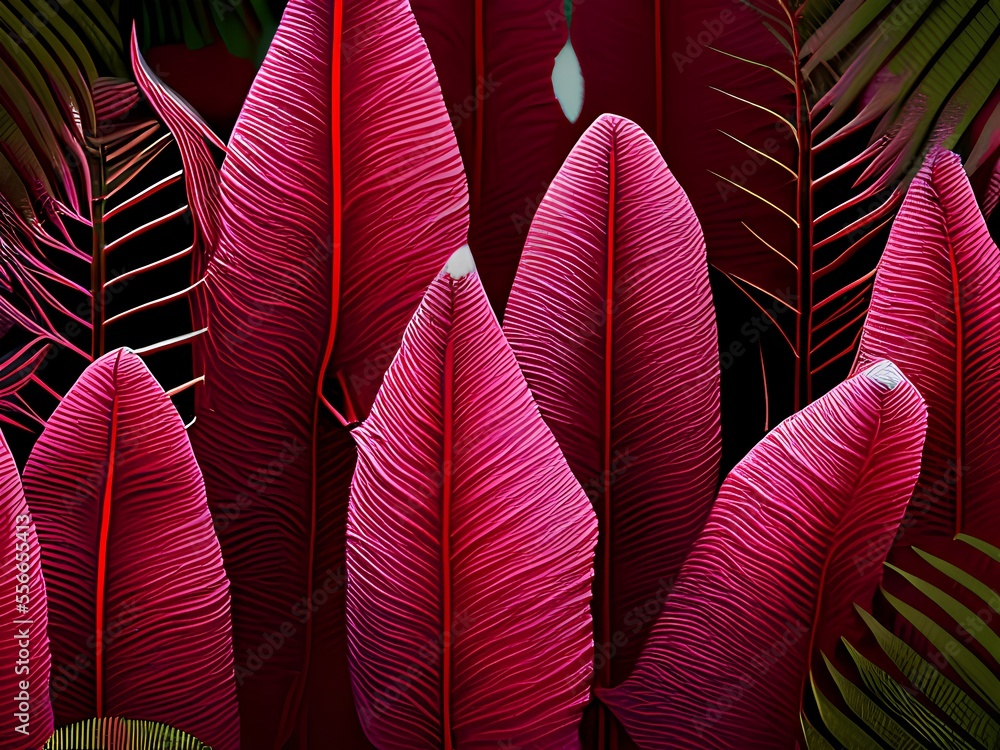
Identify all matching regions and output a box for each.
[445,244,476,279]
[862,360,903,389]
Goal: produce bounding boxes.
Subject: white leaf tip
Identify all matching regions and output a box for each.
[445,244,476,279]
[862,360,903,390]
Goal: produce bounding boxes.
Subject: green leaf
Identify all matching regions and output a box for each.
[802,713,839,750]
[886,563,1000,661]
[957,535,1000,563]
[824,652,929,749]
[811,672,884,750]
[883,588,1000,711]
[856,606,1000,749]
[912,548,1000,616]
[843,640,977,750]
[45,717,211,749]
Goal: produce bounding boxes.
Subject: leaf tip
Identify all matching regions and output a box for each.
[860,359,903,390]
[444,244,476,279]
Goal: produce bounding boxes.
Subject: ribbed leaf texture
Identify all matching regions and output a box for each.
[601,360,928,749]
[191,0,469,746]
[0,430,53,749]
[22,348,238,750]
[409,0,580,315]
[347,253,599,749]
[502,114,720,743]
[852,149,1000,549]
[45,717,210,750]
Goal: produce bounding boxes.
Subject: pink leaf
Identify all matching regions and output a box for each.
[0,430,53,749]
[191,0,469,745]
[347,254,598,749]
[502,114,720,740]
[984,156,1000,218]
[601,360,927,749]
[22,349,238,750]
[852,149,1000,549]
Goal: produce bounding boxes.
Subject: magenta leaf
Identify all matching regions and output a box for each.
[190,0,469,745]
[852,149,1000,549]
[502,114,720,743]
[601,361,927,749]
[22,349,238,750]
[347,252,598,749]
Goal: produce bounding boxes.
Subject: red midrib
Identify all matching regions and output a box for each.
[947,234,964,534]
[95,381,120,715]
[598,145,617,750]
[442,336,456,750]
[281,2,345,741]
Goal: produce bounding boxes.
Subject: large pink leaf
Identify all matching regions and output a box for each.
[502,114,720,745]
[410,0,580,315]
[347,253,598,749]
[0,430,53,749]
[191,0,469,746]
[852,149,1000,549]
[22,348,238,750]
[601,360,927,749]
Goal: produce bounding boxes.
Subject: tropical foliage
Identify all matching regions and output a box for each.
[0,0,997,749]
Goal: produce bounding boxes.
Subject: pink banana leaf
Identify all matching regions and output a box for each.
[409,0,581,316]
[601,360,928,749]
[502,114,720,747]
[347,251,599,749]
[190,0,469,746]
[852,149,1000,550]
[0,429,53,749]
[21,348,238,750]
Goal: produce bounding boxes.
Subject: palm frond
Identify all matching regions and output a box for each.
[807,536,1000,749]
[802,0,1000,194]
